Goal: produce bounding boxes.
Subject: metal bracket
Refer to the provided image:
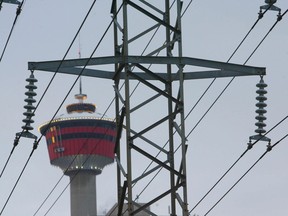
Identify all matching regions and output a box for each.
[2,0,21,5]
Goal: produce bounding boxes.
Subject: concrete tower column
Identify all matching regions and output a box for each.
[70,173,97,216]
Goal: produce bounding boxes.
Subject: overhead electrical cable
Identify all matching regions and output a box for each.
[0,0,98,179]
[187,10,288,213]
[186,6,285,138]
[181,0,195,17]
[203,132,288,216]
[135,112,288,209]
[186,7,287,142]
[0,0,24,62]
[184,8,288,214]
[227,3,273,62]
[0,138,18,178]
[0,140,38,215]
[189,114,288,214]
[245,8,288,64]
[32,173,65,216]
[184,3,273,130]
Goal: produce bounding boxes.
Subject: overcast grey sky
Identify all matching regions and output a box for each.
[0,0,288,215]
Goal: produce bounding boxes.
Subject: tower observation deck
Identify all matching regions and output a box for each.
[39,92,117,216]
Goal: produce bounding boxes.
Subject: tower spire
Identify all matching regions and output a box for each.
[74,35,87,103]
[74,78,87,103]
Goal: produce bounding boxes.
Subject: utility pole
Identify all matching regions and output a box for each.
[28,1,266,215]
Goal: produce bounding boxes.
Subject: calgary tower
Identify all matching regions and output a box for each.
[39,87,117,216]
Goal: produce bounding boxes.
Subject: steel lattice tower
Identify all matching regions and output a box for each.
[29,1,266,215]
[112,1,189,215]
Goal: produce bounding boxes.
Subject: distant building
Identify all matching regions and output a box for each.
[106,203,151,216]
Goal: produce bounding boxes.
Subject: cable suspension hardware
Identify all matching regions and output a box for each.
[260,0,281,13]
[249,76,271,146]
[16,70,38,141]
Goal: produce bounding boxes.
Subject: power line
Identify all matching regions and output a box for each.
[0,140,38,215]
[181,0,195,16]
[245,8,288,65]
[184,8,288,213]
[183,3,278,138]
[187,5,288,164]
[185,5,286,165]
[185,7,288,142]
[0,137,18,178]
[32,172,65,216]
[0,0,24,62]
[134,111,288,215]
[187,8,288,210]
[189,114,288,214]
[203,132,288,216]
[227,3,273,63]
[185,4,274,135]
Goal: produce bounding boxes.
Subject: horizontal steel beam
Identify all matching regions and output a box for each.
[28,55,266,80]
[2,0,20,5]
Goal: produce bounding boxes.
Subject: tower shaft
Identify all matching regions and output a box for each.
[70,173,97,216]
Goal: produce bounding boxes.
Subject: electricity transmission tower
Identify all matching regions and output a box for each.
[28,1,265,215]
